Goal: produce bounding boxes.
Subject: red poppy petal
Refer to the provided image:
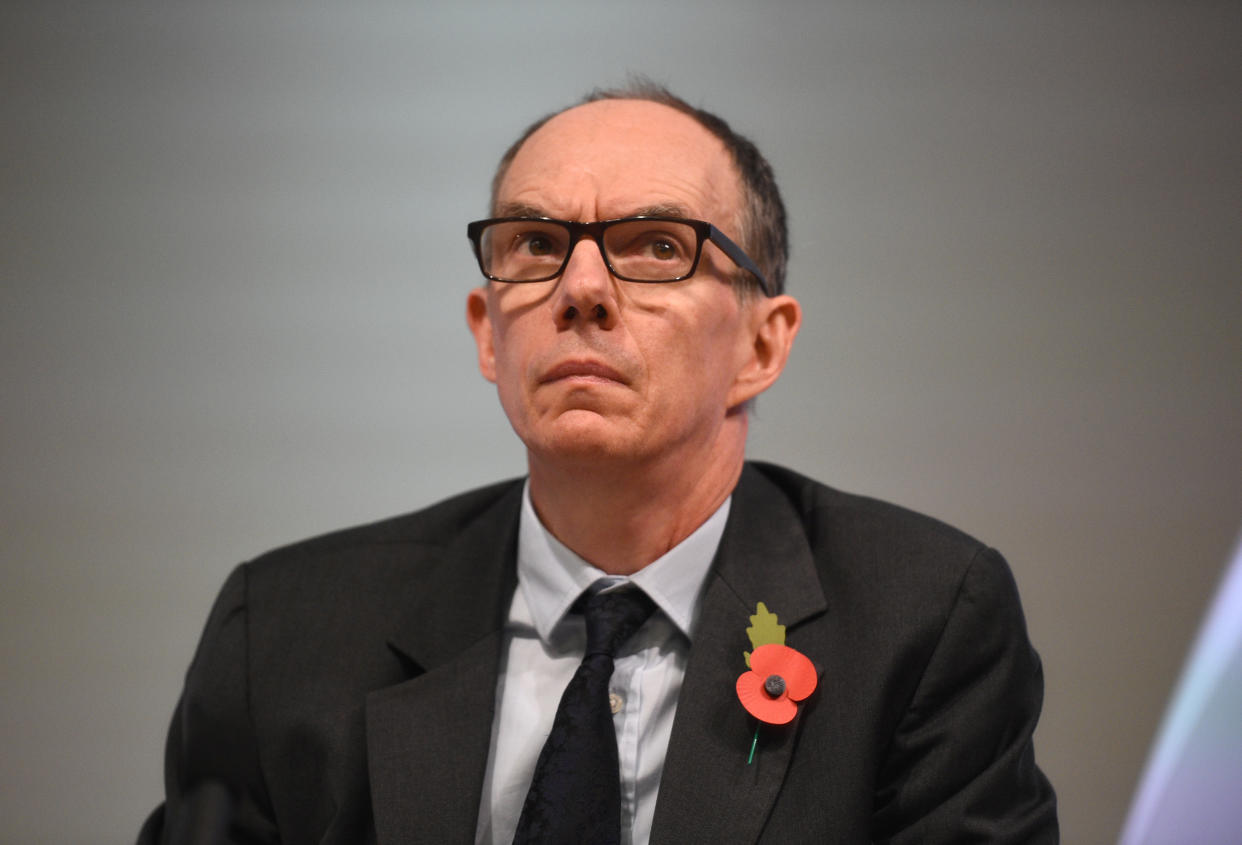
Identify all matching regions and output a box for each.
[779,651,817,701]
[736,671,798,725]
[749,643,818,701]
[748,642,788,675]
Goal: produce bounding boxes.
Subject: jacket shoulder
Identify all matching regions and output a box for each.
[231,477,525,620]
[746,460,989,565]
[248,476,524,569]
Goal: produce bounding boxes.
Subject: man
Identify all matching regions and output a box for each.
[144,84,1057,843]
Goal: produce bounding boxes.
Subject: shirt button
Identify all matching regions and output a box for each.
[609,692,624,714]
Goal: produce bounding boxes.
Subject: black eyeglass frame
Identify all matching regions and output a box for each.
[466,215,772,297]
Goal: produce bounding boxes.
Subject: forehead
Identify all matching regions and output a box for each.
[496,99,741,225]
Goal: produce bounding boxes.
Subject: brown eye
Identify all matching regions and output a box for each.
[525,235,553,256]
[650,239,677,260]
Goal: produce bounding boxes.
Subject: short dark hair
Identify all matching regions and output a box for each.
[489,80,788,297]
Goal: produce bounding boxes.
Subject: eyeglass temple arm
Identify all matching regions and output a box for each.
[706,225,771,296]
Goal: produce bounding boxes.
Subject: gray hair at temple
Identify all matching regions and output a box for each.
[488,80,789,298]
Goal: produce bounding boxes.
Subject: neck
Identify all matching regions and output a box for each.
[527,417,748,575]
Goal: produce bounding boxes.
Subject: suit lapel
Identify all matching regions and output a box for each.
[651,464,828,844]
[365,482,522,845]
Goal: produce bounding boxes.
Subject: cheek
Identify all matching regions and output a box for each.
[487,316,546,417]
[649,316,742,403]
[488,309,531,374]
[683,308,745,367]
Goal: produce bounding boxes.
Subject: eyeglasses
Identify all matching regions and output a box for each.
[466,216,771,297]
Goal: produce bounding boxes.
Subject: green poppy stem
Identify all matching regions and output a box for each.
[747,727,759,765]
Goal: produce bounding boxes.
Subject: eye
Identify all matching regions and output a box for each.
[508,227,565,259]
[633,230,690,261]
[649,239,678,261]
[523,234,553,256]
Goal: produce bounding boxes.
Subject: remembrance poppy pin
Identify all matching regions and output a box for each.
[736,602,817,763]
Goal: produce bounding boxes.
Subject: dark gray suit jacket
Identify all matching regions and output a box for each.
[145,462,1057,843]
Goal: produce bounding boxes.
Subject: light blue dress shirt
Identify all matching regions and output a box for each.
[474,482,729,845]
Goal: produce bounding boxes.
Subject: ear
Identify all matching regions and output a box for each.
[466,287,497,383]
[727,294,802,408]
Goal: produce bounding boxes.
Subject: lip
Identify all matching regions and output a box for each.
[540,359,629,385]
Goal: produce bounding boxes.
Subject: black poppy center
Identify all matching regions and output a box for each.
[763,674,786,697]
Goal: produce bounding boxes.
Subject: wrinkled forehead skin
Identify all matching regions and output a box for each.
[494,98,746,246]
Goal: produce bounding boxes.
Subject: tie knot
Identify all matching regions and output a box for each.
[581,586,656,659]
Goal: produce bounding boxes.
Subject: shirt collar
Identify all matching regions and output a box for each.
[516,480,729,644]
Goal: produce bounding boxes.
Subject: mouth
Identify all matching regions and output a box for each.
[540,359,629,385]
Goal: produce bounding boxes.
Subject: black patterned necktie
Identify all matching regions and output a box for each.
[512,584,656,845]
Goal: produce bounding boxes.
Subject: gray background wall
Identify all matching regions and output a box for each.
[3,2,1239,842]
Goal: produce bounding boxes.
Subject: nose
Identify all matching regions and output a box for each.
[553,236,617,329]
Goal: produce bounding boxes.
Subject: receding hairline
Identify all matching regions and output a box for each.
[490,98,740,214]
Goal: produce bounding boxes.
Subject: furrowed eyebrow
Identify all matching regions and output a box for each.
[631,204,691,219]
[494,202,549,218]
[490,202,694,221]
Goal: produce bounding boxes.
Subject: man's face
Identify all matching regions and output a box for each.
[467,99,770,469]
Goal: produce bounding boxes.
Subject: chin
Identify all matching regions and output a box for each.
[522,410,644,463]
